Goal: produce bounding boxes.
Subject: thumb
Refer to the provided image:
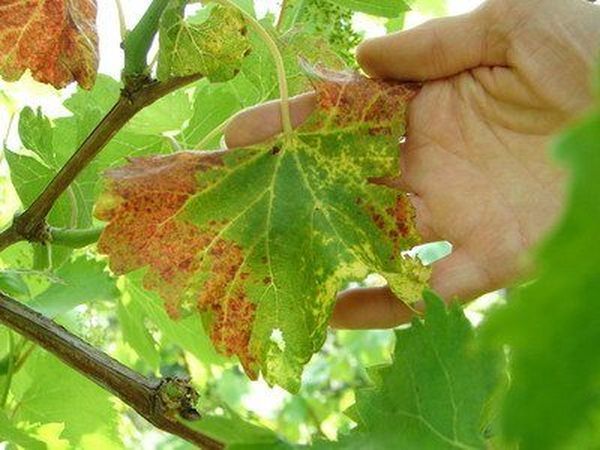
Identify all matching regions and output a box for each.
[356,6,507,81]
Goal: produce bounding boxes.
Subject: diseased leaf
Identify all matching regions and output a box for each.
[157,3,251,82]
[328,294,504,450]
[95,67,428,391]
[121,270,224,366]
[0,0,98,89]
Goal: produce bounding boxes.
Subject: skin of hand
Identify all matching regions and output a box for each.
[224,0,600,329]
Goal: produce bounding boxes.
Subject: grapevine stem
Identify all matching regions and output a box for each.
[217,0,293,136]
[122,0,170,78]
[0,293,224,450]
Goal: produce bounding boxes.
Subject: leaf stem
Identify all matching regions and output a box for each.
[50,226,104,248]
[0,332,15,407]
[196,117,232,149]
[2,113,15,149]
[217,0,293,135]
[276,0,307,31]
[114,0,128,42]
[0,293,224,450]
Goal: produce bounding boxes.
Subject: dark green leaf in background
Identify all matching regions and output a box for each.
[332,294,503,449]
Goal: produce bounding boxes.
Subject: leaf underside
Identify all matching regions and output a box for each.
[95,67,430,391]
[0,0,98,89]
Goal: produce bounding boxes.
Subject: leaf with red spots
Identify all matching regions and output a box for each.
[0,0,98,89]
[95,67,429,392]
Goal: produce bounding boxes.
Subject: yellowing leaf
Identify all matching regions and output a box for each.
[0,0,98,89]
[95,67,428,391]
[157,3,251,82]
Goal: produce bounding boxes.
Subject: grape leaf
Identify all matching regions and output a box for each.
[95,67,429,392]
[29,256,118,317]
[329,294,503,450]
[327,0,410,18]
[486,104,600,449]
[157,2,251,82]
[182,414,289,449]
[120,270,224,366]
[11,350,119,446]
[180,19,345,149]
[6,76,178,235]
[0,0,98,89]
[0,410,46,450]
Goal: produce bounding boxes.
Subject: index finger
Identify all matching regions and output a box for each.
[224,93,316,148]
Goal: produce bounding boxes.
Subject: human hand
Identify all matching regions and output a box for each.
[224,0,600,328]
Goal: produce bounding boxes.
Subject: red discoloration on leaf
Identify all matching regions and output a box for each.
[95,68,425,387]
[365,193,419,257]
[307,65,419,132]
[96,151,259,372]
[0,0,98,89]
[198,238,257,376]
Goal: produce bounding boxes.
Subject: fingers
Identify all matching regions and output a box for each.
[331,248,493,329]
[224,93,316,148]
[331,286,420,329]
[356,7,507,81]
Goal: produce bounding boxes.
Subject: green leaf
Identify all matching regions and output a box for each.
[0,270,30,298]
[127,89,193,135]
[486,106,600,449]
[327,0,410,18]
[121,271,224,366]
[182,414,287,448]
[409,0,447,16]
[17,107,54,163]
[117,288,161,371]
[333,293,503,449]
[157,3,251,82]
[11,351,119,446]
[29,256,119,317]
[180,21,345,149]
[0,410,46,450]
[6,75,177,240]
[95,68,427,392]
